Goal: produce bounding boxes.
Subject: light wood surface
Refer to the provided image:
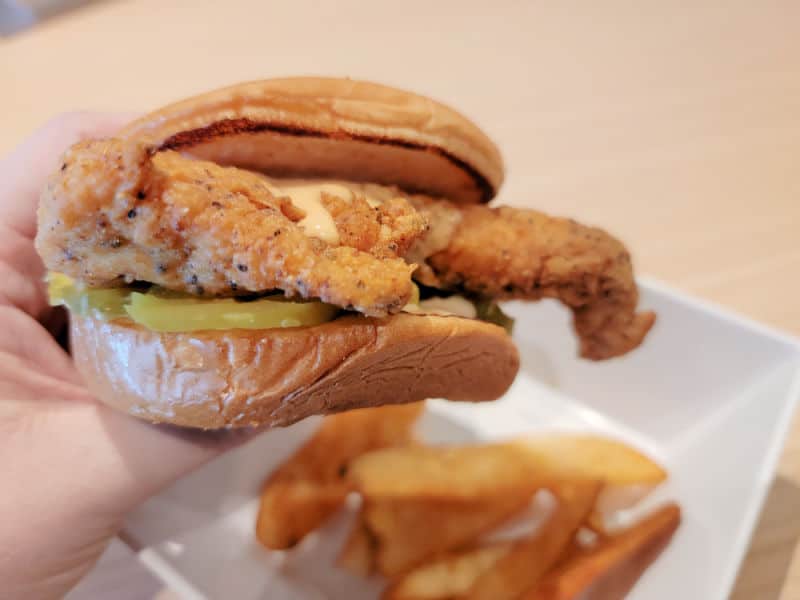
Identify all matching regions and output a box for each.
[3,1,799,598]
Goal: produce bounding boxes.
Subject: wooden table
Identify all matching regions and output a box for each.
[3,2,799,598]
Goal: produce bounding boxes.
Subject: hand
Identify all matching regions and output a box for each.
[0,114,252,599]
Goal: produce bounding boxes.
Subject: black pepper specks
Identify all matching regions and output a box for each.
[60,163,67,171]
[189,274,198,285]
[127,209,137,219]
[156,264,167,273]
[136,190,146,200]
[236,264,248,272]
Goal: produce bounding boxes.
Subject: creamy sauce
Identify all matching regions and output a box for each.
[282,182,347,245]
[260,176,398,245]
[415,295,477,319]
[405,201,463,267]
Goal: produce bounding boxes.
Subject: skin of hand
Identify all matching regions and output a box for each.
[0,113,254,600]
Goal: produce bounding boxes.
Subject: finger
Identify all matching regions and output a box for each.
[0,306,84,386]
[0,112,137,319]
[0,111,138,239]
[5,398,253,519]
[0,397,253,598]
[0,312,252,522]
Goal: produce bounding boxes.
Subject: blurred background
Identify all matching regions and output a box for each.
[2,1,799,599]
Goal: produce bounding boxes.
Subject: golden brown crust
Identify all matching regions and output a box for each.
[36,139,422,316]
[120,77,504,204]
[319,192,425,257]
[70,313,520,429]
[414,201,655,360]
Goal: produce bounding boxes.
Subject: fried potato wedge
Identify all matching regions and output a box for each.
[256,403,423,549]
[338,511,379,577]
[463,481,602,599]
[382,543,511,600]
[522,503,681,599]
[348,444,540,500]
[515,437,666,486]
[365,493,535,576]
[348,436,663,500]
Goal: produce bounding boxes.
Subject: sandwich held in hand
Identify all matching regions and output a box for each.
[36,77,653,428]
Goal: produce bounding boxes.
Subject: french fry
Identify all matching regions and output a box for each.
[515,436,666,486]
[463,481,603,600]
[257,425,679,600]
[348,444,542,500]
[587,482,659,536]
[365,493,536,576]
[584,511,608,536]
[382,543,512,600]
[348,436,663,500]
[521,503,681,600]
[256,403,423,549]
[338,511,378,577]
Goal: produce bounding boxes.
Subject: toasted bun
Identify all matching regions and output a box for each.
[121,77,504,204]
[70,313,519,429]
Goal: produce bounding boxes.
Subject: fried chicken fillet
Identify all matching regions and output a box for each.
[37,139,424,317]
[37,138,652,360]
[409,198,655,360]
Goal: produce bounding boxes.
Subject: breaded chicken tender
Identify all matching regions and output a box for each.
[36,139,425,316]
[319,192,424,258]
[410,199,655,360]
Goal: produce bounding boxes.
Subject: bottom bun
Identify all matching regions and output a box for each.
[70,312,520,429]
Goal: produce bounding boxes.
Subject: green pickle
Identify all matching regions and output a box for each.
[475,299,515,334]
[46,272,338,332]
[125,292,339,332]
[47,273,129,319]
[409,282,420,306]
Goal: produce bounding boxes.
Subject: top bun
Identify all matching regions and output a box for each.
[121,77,504,204]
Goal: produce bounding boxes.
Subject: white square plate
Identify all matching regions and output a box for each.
[122,280,800,600]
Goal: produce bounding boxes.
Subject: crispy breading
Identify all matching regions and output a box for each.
[411,198,655,360]
[35,139,421,316]
[319,193,426,258]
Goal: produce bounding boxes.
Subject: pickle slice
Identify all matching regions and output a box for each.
[72,288,130,319]
[48,272,340,331]
[47,272,129,319]
[475,299,515,334]
[46,272,75,306]
[409,283,420,306]
[125,291,339,332]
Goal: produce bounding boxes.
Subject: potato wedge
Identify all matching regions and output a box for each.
[365,493,535,576]
[463,481,602,600]
[348,444,541,500]
[514,437,666,486]
[382,543,511,600]
[338,511,379,577]
[256,402,423,549]
[521,503,681,599]
[348,436,662,500]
